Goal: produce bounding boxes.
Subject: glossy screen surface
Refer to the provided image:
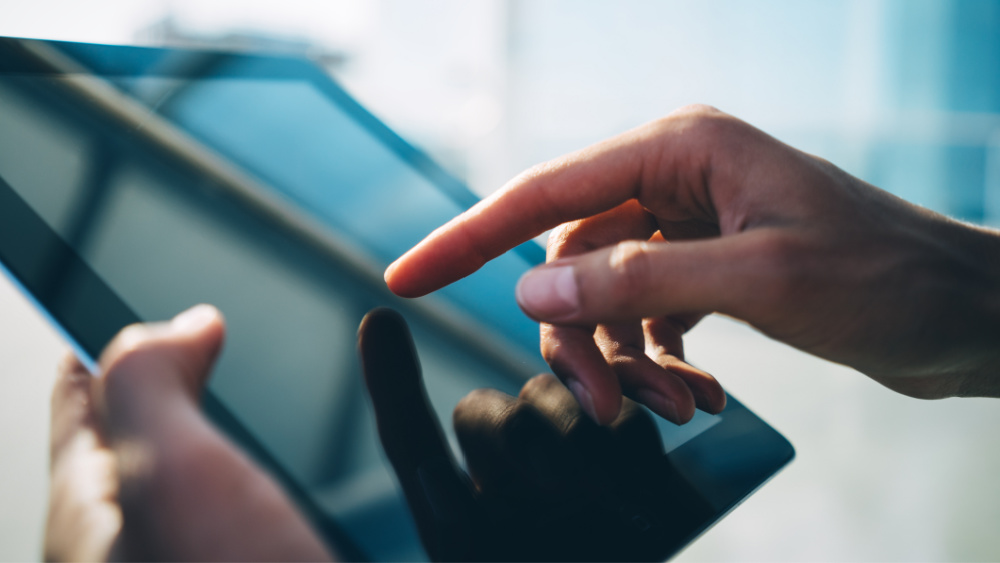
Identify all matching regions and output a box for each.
[0,40,790,561]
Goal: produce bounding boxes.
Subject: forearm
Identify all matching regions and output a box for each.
[921,215,1000,397]
[849,202,1000,398]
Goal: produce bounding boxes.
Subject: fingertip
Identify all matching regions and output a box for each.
[384,267,432,299]
[383,242,448,298]
[689,378,727,415]
[386,218,500,299]
[383,260,408,296]
[359,305,406,329]
[358,307,413,361]
[177,305,226,364]
[358,307,424,407]
[384,259,398,282]
[97,304,227,402]
[656,358,727,415]
[170,304,223,335]
[635,388,695,425]
[700,387,727,415]
[567,378,622,426]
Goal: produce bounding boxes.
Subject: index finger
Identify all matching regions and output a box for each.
[357,308,480,560]
[385,119,686,298]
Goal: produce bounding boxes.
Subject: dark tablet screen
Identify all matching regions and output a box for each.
[0,38,793,561]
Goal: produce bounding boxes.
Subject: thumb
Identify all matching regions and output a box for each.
[96,305,226,434]
[515,234,768,324]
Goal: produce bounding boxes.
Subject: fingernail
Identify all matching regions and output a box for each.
[567,379,598,423]
[171,305,218,334]
[516,265,579,320]
[635,389,681,423]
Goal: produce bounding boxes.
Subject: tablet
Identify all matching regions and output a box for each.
[0,37,793,561]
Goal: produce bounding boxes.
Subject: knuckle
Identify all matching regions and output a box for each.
[657,104,725,131]
[670,103,724,120]
[592,325,628,359]
[648,104,723,134]
[546,222,579,260]
[453,388,495,421]
[655,105,745,152]
[104,325,155,369]
[548,222,572,244]
[100,324,176,388]
[103,345,156,384]
[115,323,150,352]
[453,388,513,432]
[491,401,536,441]
[519,373,561,402]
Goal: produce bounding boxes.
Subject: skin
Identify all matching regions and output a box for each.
[47,306,671,561]
[45,306,334,562]
[385,105,1000,425]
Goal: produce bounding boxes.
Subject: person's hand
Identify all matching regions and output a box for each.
[384,105,1000,424]
[44,305,332,562]
[359,308,713,562]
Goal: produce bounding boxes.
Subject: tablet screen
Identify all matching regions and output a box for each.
[0,39,791,561]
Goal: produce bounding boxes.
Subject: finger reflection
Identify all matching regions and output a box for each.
[361,308,718,562]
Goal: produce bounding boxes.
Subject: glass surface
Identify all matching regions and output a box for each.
[0,42,750,560]
[0,73,520,560]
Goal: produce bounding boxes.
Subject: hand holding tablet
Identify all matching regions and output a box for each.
[386,105,1000,419]
[45,306,332,562]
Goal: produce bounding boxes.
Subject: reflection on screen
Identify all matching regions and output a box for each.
[115,68,544,359]
[0,50,720,560]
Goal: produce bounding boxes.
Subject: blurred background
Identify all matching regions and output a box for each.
[1,0,999,560]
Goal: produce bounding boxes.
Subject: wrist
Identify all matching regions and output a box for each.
[924,215,1000,397]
